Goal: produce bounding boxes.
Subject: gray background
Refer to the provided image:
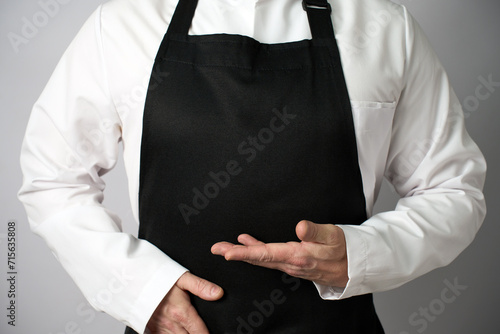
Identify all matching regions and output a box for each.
[1,0,498,333]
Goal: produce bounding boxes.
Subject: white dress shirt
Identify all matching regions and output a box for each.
[18,0,487,332]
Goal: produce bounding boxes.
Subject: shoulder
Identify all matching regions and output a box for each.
[333,0,408,49]
[95,0,176,69]
[333,0,410,102]
[98,0,176,45]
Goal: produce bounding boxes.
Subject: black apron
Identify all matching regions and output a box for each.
[127,0,384,332]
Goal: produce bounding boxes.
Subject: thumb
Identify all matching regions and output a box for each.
[175,272,224,301]
[295,220,340,245]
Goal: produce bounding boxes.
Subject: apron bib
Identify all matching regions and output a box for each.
[128,0,384,332]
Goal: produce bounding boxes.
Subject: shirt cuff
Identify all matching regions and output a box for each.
[128,262,188,334]
[312,224,367,300]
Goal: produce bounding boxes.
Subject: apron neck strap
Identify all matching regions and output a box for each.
[302,0,336,40]
[166,0,199,37]
[166,0,336,41]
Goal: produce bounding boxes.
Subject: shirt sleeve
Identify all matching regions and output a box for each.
[314,6,486,299]
[17,6,187,333]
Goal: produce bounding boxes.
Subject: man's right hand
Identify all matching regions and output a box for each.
[146,272,224,333]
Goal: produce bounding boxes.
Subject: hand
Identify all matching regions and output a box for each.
[147,272,224,334]
[211,220,349,287]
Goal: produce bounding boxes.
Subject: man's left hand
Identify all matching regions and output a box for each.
[211,220,349,288]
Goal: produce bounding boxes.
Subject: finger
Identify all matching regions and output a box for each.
[241,259,316,281]
[223,242,299,263]
[211,241,237,255]
[237,234,265,246]
[164,288,208,334]
[295,220,339,245]
[243,259,286,272]
[147,292,191,334]
[156,322,189,334]
[176,272,224,301]
[211,235,264,256]
[149,324,188,334]
[182,305,210,334]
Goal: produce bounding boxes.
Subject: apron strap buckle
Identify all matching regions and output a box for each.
[302,0,332,13]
